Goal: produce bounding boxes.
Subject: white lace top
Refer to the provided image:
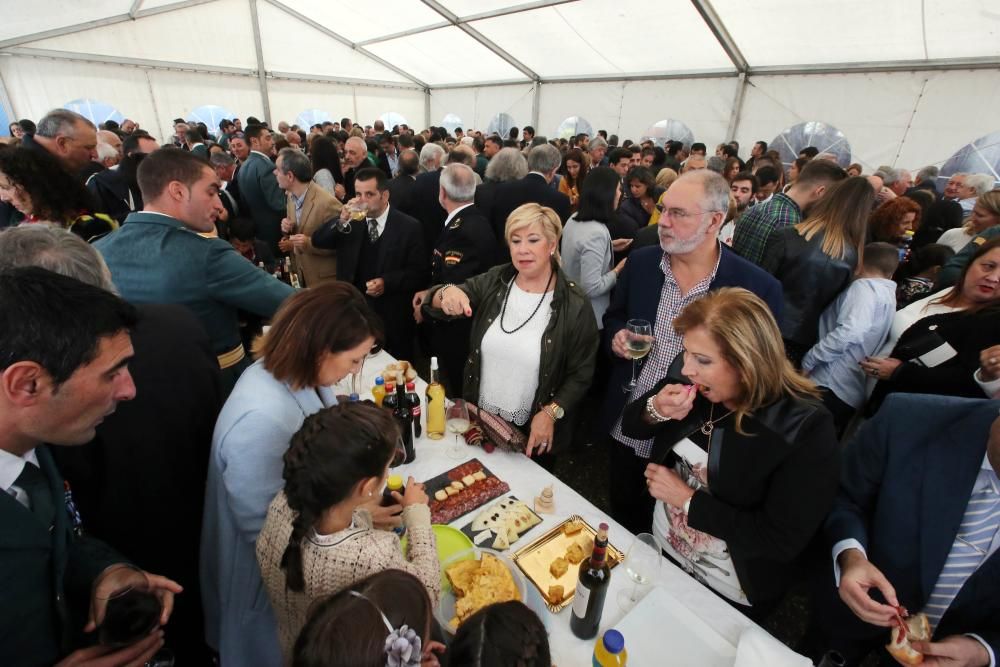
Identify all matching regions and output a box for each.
[478,282,553,426]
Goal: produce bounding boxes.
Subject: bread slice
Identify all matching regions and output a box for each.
[885,613,930,665]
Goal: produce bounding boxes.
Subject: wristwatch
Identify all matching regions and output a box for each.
[542,402,564,421]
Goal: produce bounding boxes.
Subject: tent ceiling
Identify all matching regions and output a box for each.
[1,0,998,88]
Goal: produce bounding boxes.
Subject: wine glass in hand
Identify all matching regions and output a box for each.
[97,566,162,648]
[445,399,471,460]
[622,319,653,393]
[617,532,661,611]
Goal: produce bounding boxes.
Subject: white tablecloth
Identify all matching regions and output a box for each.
[351,352,763,665]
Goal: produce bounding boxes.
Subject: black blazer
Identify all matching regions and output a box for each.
[50,304,222,662]
[388,174,417,217]
[486,173,571,244]
[408,170,446,255]
[622,383,839,605]
[867,305,1000,415]
[0,446,124,666]
[821,394,1000,655]
[431,205,499,285]
[760,227,857,348]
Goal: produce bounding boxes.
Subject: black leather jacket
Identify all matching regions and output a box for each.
[761,227,857,348]
[622,379,839,606]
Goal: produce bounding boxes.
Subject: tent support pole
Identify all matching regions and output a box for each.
[0,69,15,122]
[531,81,540,131]
[425,89,432,130]
[247,0,271,124]
[726,72,748,141]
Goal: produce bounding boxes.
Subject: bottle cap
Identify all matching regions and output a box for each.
[386,474,403,490]
[375,377,384,386]
[348,393,359,402]
[602,629,625,654]
[386,383,395,391]
[430,356,438,370]
[405,382,415,390]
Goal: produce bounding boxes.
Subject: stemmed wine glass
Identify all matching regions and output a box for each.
[97,565,162,648]
[621,319,653,393]
[445,399,471,460]
[616,532,661,611]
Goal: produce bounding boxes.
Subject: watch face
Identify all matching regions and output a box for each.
[552,404,564,419]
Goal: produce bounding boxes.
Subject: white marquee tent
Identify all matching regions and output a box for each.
[2,0,999,174]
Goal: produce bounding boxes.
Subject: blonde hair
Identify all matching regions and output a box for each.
[656,167,678,190]
[794,176,872,269]
[504,203,563,263]
[673,288,819,433]
[962,190,1000,233]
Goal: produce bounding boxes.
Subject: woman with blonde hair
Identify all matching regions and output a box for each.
[655,167,678,191]
[425,203,598,463]
[622,288,838,618]
[936,190,1000,252]
[761,176,874,363]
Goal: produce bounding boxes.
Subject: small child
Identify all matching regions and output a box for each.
[446,601,551,667]
[894,243,954,308]
[802,242,900,435]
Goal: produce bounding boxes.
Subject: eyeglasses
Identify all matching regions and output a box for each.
[654,204,721,220]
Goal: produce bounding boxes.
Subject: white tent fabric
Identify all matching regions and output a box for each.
[1,0,998,172]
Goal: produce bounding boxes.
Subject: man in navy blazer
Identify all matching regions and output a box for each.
[812,393,999,666]
[312,167,427,360]
[601,170,783,534]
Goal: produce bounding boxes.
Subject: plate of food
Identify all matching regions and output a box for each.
[511,516,623,612]
[437,547,526,634]
[461,495,542,551]
[425,459,511,525]
[400,524,474,591]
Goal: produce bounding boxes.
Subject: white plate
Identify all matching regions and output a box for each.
[613,586,737,666]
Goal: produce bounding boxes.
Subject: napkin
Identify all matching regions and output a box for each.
[734,627,812,667]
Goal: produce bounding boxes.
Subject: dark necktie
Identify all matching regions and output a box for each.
[367,218,379,243]
[14,462,56,528]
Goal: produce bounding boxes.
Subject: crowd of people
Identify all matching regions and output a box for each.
[1,107,998,667]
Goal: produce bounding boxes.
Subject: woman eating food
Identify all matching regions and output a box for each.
[621,288,839,618]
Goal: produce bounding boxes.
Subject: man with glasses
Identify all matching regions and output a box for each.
[600,170,783,534]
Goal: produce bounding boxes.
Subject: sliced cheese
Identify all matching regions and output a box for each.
[473,530,493,545]
[492,530,509,550]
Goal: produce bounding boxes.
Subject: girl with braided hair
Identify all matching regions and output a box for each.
[202,283,393,666]
[446,600,551,667]
[256,402,440,660]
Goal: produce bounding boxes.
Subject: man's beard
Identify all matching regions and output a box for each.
[659,215,714,255]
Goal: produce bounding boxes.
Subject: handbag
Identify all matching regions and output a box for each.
[465,403,528,453]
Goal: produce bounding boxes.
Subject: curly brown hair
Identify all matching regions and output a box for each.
[869,196,922,242]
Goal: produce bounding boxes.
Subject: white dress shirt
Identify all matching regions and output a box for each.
[0,447,41,510]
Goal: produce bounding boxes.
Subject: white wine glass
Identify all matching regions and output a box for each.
[616,532,661,612]
[445,399,471,460]
[621,319,653,393]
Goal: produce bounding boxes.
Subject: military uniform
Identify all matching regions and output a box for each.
[95,212,294,394]
[426,204,497,394]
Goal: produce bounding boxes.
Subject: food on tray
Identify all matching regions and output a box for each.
[446,554,519,629]
[381,360,418,383]
[549,556,568,578]
[473,530,492,545]
[565,542,585,564]
[562,520,583,536]
[492,531,509,550]
[466,497,542,550]
[434,490,448,502]
[428,460,511,525]
[546,585,565,605]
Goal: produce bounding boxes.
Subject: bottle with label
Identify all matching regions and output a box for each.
[405,381,422,439]
[392,374,415,464]
[383,382,398,411]
[372,376,386,407]
[593,629,627,666]
[570,522,611,640]
[425,356,446,440]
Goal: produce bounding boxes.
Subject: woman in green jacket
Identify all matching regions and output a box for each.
[425,203,599,461]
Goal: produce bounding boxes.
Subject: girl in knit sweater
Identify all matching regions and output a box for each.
[256,402,439,660]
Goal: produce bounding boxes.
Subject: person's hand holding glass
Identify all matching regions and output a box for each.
[621,319,653,393]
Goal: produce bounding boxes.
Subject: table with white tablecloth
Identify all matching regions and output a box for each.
[350,351,800,666]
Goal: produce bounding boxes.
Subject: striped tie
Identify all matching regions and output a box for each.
[923,471,1000,628]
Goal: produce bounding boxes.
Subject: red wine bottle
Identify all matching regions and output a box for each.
[570,522,611,639]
